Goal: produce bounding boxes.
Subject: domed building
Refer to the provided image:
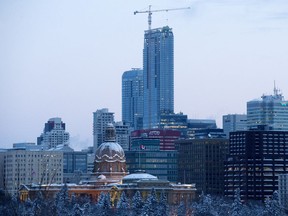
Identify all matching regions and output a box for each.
[92,123,128,183]
[20,125,197,205]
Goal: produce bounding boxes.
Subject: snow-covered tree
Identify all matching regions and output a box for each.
[96,192,106,208]
[103,192,111,210]
[95,192,112,216]
[132,190,144,215]
[82,202,92,216]
[231,188,244,216]
[54,183,69,215]
[71,203,84,216]
[156,191,168,216]
[141,188,158,216]
[178,200,187,216]
[116,191,130,215]
[263,191,285,216]
[70,192,77,209]
[193,193,216,216]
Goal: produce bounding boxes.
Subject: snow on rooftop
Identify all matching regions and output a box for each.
[122,172,158,181]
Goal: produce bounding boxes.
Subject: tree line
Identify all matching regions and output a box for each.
[0,186,287,216]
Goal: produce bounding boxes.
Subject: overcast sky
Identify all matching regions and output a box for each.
[1,0,288,150]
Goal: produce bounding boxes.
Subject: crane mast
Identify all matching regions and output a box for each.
[134,5,190,30]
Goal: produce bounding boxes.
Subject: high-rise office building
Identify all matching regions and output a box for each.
[115,121,130,151]
[224,128,288,201]
[222,114,247,138]
[93,108,114,152]
[122,68,144,130]
[37,117,70,149]
[131,129,181,151]
[187,119,217,130]
[126,138,178,182]
[278,174,288,210]
[247,87,288,130]
[143,26,174,129]
[186,119,218,139]
[176,138,229,196]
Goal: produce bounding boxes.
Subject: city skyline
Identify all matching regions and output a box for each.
[1,0,288,150]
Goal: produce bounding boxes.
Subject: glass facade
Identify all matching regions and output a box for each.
[121,69,143,130]
[143,26,174,129]
[126,139,178,182]
[247,91,288,130]
[177,138,229,196]
[63,152,87,173]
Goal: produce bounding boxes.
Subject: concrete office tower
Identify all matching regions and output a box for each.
[122,68,144,130]
[222,114,247,137]
[3,148,63,195]
[143,26,174,129]
[247,87,288,130]
[37,117,70,149]
[115,121,130,151]
[93,108,114,152]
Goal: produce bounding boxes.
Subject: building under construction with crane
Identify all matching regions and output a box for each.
[142,26,174,129]
[134,6,189,129]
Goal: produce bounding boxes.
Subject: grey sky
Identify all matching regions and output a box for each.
[1,0,288,150]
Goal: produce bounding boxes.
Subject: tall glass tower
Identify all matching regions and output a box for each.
[122,68,143,130]
[143,26,174,129]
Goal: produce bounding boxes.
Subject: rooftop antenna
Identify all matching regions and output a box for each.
[274,80,277,95]
[134,5,190,30]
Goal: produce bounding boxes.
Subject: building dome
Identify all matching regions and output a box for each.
[95,142,126,163]
[122,172,158,183]
[93,124,127,180]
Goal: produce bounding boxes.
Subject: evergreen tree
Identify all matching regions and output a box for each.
[116,191,130,216]
[192,192,217,216]
[132,191,143,215]
[141,188,158,216]
[82,202,92,216]
[96,192,112,216]
[70,192,77,209]
[96,192,105,208]
[71,203,83,216]
[231,188,244,216]
[156,191,168,216]
[177,200,187,216]
[103,192,111,210]
[55,183,69,216]
[264,191,286,216]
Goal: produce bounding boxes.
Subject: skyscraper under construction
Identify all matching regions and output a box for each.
[143,26,174,129]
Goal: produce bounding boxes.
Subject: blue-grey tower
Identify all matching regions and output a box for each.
[247,86,288,130]
[143,26,174,129]
[122,68,144,130]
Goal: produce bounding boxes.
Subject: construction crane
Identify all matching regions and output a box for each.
[134,5,190,30]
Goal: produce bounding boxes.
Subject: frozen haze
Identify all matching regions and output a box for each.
[1,0,288,150]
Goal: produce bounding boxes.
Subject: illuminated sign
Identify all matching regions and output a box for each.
[149,131,160,136]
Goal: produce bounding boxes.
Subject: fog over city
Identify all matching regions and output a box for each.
[1,0,288,150]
